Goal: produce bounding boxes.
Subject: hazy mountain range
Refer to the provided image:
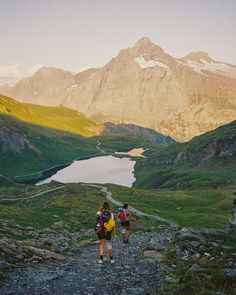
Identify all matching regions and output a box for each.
[1,37,236,141]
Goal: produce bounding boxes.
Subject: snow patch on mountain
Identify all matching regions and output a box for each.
[135,55,169,70]
[186,60,236,79]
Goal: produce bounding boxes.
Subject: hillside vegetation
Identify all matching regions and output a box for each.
[0,94,101,137]
[0,114,100,180]
[134,120,236,189]
[0,114,156,182]
[0,94,176,182]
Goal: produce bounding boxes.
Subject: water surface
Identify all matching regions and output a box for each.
[37,155,136,187]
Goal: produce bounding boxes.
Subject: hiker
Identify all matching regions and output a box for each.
[95,201,116,264]
[117,203,136,244]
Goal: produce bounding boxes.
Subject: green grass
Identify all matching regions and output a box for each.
[133,120,236,190]
[0,114,101,180]
[107,184,234,228]
[0,183,106,235]
[0,94,101,137]
[0,112,155,181]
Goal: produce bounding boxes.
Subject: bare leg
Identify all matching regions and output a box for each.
[106,240,114,263]
[121,227,126,242]
[99,239,105,257]
[125,228,130,242]
[107,240,113,257]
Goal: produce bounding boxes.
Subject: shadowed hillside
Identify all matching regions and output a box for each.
[134,120,236,189]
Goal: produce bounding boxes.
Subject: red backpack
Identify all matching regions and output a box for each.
[117,208,127,223]
[95,209,112,234]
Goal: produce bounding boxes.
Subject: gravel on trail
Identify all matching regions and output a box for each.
[1,232,173,295]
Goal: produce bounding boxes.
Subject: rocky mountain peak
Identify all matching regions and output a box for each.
[133,36,164,54]
[130,37,175,67]
[33,66,73,78]
[134,36,153,46]
[182,51,213,64]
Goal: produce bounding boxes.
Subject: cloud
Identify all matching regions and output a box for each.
[0,63,43,80]
[27,64,42,75]
[0,63,21,78]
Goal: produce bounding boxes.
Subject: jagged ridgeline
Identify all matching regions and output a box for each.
[1,37,236,142]
[0,94,173,181]
[134,120,236,189]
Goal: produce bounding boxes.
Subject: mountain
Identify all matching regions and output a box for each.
[102,122,175,145]
[134,120,236,189]
[1,37,236,141]
[0,94,174,144]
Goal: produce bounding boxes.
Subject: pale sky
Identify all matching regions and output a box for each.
[0,0,235,78]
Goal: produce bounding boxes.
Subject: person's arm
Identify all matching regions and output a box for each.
[129,211,137,223]
[111,212,117,237]
[113,225,117,237]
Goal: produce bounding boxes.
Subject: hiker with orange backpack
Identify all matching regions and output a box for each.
[117,203,137,244]
[95,201,116,264]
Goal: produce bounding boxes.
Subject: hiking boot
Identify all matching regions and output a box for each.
[110,259,115,264]
[98,259,103,264]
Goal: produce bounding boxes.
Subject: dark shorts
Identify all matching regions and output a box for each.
[121,220,130,229]
[97,230,112,240]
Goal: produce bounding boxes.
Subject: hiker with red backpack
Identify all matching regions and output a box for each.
[95,201,116,264]
[117,203,136,244]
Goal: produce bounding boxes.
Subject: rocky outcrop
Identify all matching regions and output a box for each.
[0,122,29,153]
[1,37,236,141]
[150,134,236,166]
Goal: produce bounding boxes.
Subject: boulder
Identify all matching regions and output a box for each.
[224,268,236,277]
[189,264,205,272]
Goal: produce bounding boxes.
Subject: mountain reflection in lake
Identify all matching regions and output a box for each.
[37,155,136,187]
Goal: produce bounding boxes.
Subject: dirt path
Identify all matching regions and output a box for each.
[0,186,65,202]
[0,182,179,228]
[96,140,105,154]
[89,185,179,228]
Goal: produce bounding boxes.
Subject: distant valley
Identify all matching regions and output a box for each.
[0,94,172,181]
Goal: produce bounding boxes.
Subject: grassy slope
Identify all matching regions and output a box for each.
[0,94,101,137]
[0,115,99,180]
[2,181,231,238]
[0,115,153,181]
[134,120,236,189]
[0,181,235,295]
[0,182,105,238]
[107,184,234,228]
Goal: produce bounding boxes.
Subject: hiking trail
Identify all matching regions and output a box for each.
[0,184,176,295]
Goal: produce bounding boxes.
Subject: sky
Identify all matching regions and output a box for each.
[0,0,235,79]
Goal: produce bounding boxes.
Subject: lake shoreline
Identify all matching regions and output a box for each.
[36,155,136,187]
[14,153,104,185]
[14,146,144,186]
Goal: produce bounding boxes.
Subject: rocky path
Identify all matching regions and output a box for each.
[0,184,178,294]
[1,231,173,295]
